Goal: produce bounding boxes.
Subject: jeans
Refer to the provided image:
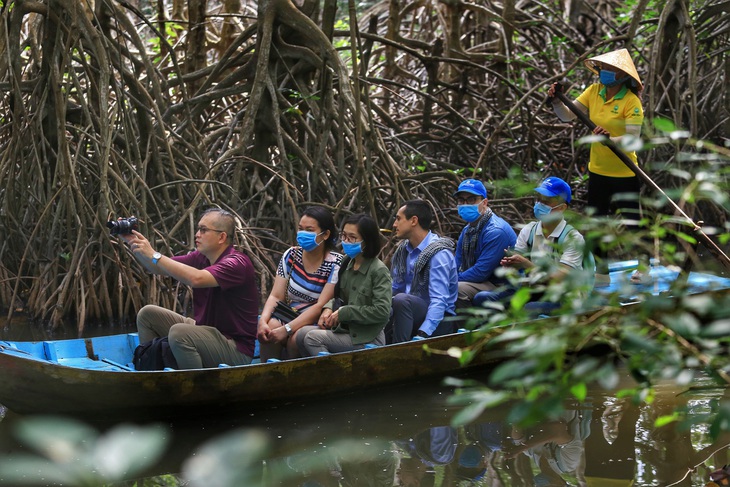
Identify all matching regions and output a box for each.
[387,293,455,344]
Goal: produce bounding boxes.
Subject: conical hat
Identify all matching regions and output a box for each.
[585,48,643,90]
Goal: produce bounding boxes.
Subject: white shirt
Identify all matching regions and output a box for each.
[515,219,585,270]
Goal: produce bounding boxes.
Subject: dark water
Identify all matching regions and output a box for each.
[1,371,728,485]
[1,321,729,486]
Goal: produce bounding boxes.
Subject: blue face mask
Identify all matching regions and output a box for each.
[533,201,564,222]
[600,69,628,87]
[342,241,363,258]
[297,230,324,252]
[457,204,482,223]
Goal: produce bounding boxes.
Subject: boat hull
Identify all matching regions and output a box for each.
[0,332,502,420]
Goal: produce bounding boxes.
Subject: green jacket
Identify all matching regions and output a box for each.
[325,257,392,344]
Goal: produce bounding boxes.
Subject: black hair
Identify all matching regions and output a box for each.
[301,206,337,251]
[342,213,383,259]
[201,207,236,243]
[402,199,432,230]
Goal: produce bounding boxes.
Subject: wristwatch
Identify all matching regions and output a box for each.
[284,323,293,336]
[152,252,162,265]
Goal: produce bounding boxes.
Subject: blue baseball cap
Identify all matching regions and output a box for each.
[454,179,487,199]
[535,176,572,204]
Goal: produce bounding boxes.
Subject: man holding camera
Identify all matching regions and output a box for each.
[122,208,259,369]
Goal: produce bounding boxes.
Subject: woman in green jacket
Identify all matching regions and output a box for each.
[300,214,392,355]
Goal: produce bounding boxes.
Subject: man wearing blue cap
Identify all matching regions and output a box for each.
[473,176,593,315]
[453,179,517,308]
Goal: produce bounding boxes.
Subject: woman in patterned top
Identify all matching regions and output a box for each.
[258,207,343,361]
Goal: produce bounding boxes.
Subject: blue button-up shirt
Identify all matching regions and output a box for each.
[455,213,517,284]
[392,231,458,335]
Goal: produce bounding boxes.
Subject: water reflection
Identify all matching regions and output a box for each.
[1,376,729,486]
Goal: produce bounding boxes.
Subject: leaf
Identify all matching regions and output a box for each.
[183,429,269,487]
[621,331,661,354]
[682,295,717,315]
[675,369,694,386]
[510,287,532,311]
[701,319,730,338]
[94,424,169,479]
[0,455,78,485]
[570,382,587,402]
[488,328,531,344]
[489,359,536,385]
[577,134,608,146]
[672,231,698,245]
[14,416,98,461]
[572,357,599,379]
[442,376,484,389]
[653,117,676,132]
[450,401,488,427]
[596,364,620,390]
[669,130,691,140]
[620,134,644,152]
[664,312,701,338]
[654,413,680,428]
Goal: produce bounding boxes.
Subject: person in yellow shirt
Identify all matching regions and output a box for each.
[548,48,649,285]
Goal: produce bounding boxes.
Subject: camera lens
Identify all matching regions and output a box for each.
[107,217,139,235]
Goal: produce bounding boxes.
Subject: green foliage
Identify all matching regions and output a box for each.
[183,430,269,487]
[0,419,397,487]
[0,417,168,486]
[448,133,730,434]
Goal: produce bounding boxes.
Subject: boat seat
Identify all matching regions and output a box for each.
[43,339,88,362]
[41,337,136,371]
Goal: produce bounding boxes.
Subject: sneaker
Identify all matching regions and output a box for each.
[630,270,653,285]
[594,273,611,287]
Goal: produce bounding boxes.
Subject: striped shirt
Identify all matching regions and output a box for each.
[277,246,343,311]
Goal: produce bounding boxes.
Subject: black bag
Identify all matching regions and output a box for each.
[133,337,179,371]
[271,300,300,324]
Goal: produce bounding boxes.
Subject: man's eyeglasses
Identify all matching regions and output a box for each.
[197,226,225,234]
[339,232,362,243]
[455,195,481,205]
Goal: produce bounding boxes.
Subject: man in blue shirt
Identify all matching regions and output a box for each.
[389,199,458,343]
[454,179,517,308]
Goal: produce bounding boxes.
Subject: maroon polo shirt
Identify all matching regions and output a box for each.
[173,246,259,357]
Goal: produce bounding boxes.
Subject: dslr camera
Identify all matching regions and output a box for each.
[107,217,139,235]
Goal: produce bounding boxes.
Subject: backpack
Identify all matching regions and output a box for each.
[133,337,178,371]
[526,222,596,274]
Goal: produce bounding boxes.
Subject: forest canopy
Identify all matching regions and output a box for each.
[0,0,728,329]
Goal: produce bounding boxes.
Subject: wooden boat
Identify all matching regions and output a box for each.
[1,261,729,421]
[0,329,506,421]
